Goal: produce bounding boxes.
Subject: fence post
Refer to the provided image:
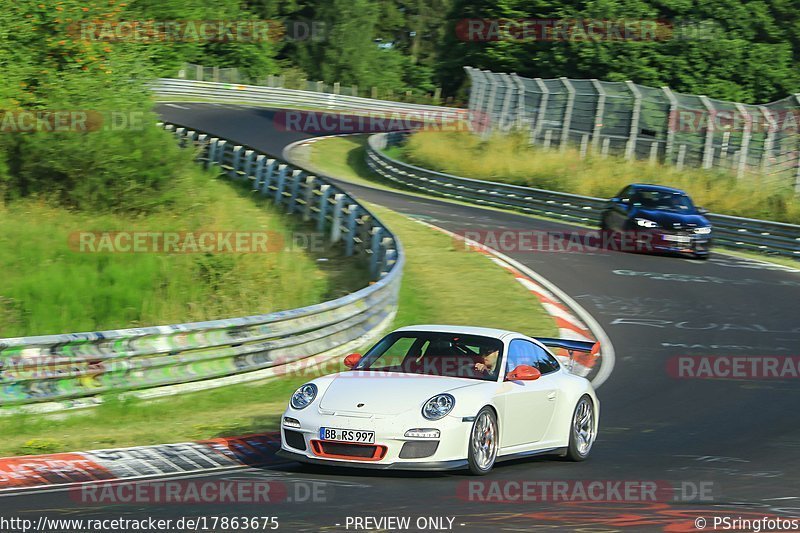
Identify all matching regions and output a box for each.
[677,145,687,170]
[483,72,500,139]
[195,64,203,81]
[231,145,244,179]
[795,95,800,193]
[243,149,255,178]
[579,134,589,158]
[499,73,515,132]
[212,66,219,82]
[511,74,526,129]
[662,87,678,164]
[559,77,575,152]
[734,103,751,179]
[590,79,606,155]
[532,78,549,145]
[330,194,345,243]
[759,105,777,174]
[699,96,716,169]
[625,81,642,161]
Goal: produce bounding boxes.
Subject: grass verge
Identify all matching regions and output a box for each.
[398,130,800,225]
[0,168,366,338]
[0,139,557,457]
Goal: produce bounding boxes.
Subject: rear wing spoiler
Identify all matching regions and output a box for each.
[535,338,600,356]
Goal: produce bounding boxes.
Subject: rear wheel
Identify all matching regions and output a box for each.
[467,407,498,475]
[565,395,595,461]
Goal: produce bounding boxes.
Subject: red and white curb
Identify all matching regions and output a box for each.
[415,219,614,385]
[0,433,282,493]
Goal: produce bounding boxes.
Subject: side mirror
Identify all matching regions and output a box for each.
[344,353,362,369]
[506,364,541,381]
[697,207,709,215]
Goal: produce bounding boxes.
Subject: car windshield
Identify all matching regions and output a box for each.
[355,331,504,381]
[633,190,695,212]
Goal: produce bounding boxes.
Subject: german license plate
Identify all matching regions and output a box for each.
[319,427,375,444]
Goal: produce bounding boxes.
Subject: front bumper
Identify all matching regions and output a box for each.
[277,449,468,470]
[280,408,471,470]
[638,231,712,256]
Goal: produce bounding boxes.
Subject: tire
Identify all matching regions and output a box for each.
[565,395,595,462]
[467,407,498,475]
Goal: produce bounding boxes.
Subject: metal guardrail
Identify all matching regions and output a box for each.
[152,79,465,121]
[0,125,403,410]
[367,132,800,259]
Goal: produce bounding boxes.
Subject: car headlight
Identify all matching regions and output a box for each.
[635,218,659,228]
[694,226,712,235]
[422,394,455,420]
[290,383,318,410]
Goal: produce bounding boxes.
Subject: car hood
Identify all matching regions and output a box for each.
[318,372,481,415]
[633,208,709,228]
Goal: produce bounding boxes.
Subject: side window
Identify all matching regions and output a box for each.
[507,340,560,375]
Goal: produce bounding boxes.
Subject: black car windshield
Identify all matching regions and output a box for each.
[633,190,695,212]
[355,331,504,381]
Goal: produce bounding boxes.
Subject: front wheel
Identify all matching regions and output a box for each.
[467,407,498,475]
[565,395,595,461]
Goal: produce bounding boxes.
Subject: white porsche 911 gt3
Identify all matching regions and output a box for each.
[278,325,600,475]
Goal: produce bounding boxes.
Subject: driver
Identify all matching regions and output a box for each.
[474,348,499,376]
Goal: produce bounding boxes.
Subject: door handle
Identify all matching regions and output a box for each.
[547,391,557,401]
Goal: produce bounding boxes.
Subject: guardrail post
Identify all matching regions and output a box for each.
[243,150,256,178]
[532,78,549,145]
[274,164,289,205]
[699,96,716,169]
[759,105,777,174]
[559,77,575,152]
[345,204,359,256]
[230,146,244,179]
[625,81,642,161]
[303,176,317,221]
[207,137,219,168]
[252,155,266,191]
[662,86,678,163]
[381,239,396,276]
[590,79,606,155]
[733,103,751,179]
[795,95,800,193]
[288,169,304,213]
[317,184,332,232]
[369,226,383,277]
[330,194,345,243]
[260,159,276,194]
[215,140,227,166]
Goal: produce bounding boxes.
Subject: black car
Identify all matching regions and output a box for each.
[600,184,712,259]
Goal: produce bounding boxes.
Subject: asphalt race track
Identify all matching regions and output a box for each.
[3,103,799,532]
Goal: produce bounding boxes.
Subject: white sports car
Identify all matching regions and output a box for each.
[278,325,600,475]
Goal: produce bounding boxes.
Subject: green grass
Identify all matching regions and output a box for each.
[0,138,557,458]
[0,168,366,338]
[397,130,800,225]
